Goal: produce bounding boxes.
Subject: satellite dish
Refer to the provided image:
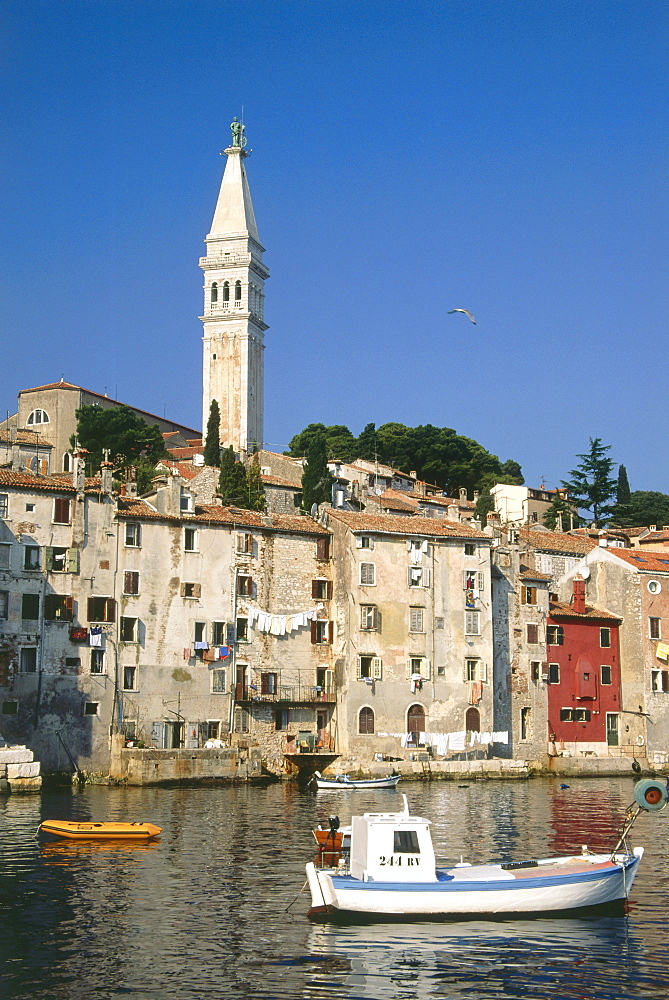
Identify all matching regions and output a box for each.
[310,503,318,516]
[579,565,590,580]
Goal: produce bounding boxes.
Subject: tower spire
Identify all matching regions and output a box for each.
[200,120,269,456]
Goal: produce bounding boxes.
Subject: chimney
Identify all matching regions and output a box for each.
[447,502,460,522]
[73,448,87,493]
[573,576,586,614]
[100,460,114,495]
[459,487,467,502]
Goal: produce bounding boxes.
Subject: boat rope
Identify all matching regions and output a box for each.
[285,880,309,911]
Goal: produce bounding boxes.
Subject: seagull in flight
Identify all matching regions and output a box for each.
[448,308,476,324]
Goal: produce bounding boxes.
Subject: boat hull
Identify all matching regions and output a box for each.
[39,820,162,841]
[313,774,400,790]
[306,850,642,920]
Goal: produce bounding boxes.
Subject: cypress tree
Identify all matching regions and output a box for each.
[246,453,266,512]
[203,400,221,467]
[301,432,333,513]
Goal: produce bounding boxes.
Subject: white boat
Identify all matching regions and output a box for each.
[311,771,400,790]
[305,779,668,920]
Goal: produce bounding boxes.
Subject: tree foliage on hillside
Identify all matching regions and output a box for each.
[621,492,669,529]
[73,404,168,493]
[287,421,523,496]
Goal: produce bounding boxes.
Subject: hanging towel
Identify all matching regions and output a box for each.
[89,626,103,647]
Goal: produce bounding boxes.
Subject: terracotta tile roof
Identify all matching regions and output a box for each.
[328,509,489,539]
[549,601,622,623]
[157,460,201,481]
[115,500,329,535]
[262,475,302,488]
[166,446,204,459]
[639,530,669,543]
[0,428,53,446]
[519,528,596,555]
[379,488,468,512]
[519,568,552,581]
[0,469,103,493]
[603,549,669,574]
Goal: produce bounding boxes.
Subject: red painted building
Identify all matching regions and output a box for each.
[546,578,623,753]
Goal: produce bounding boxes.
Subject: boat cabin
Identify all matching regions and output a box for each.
[349,807,437,883]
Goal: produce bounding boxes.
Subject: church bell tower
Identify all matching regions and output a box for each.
[200,118,268,455]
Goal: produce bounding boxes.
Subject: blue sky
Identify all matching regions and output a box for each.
[2,1,667,493]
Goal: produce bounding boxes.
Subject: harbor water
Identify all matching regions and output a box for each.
[1,776,668,999]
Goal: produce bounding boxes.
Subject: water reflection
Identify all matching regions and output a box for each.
[0,778,667,1000]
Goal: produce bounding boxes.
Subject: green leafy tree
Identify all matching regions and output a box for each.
[625,491,669,528]
[245,453,266,512]
[73,404,168,493]
[561,438,617,526]
[203,400,221,467]
[288,423,356,462]
[218,446,248,505]
[288,420,523,498]
[301,432,333,513]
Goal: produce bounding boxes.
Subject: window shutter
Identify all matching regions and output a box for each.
[87,597,95,621]
[325,668,334,693]
[180,583,187,597]
[311,579,319,599]
[67,548,80,573]
[373,606,381,631]
[64,595,74,619]
[328,620,334,644]
[356,537,363,548]
[45,546,54,570]
[106,598,116,623]
[423,567,431,588]
[406,540,412,551]
[406,658,412,679]
[477,661,488,682]
[356,658,363,679]
[310,621,317,644]
[477,572,484,591]
[326,580,333,600]
[423,659,431,679]
[372,657,382,680]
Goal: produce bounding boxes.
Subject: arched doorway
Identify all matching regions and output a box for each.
[465,707,480,734]
[407,704,426,745]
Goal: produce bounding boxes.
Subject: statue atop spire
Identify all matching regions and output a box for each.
[229,116,247,148]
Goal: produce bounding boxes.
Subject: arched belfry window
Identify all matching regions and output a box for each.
[359,706,374,735]
[27,409,50,426]
[235,280,242,301]
[210,282,218,304]
[222,281,230,302]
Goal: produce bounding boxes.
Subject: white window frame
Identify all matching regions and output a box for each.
[357,655,382,680]
[359,562,376,586]
[90,649,105,674]
[406,656,431,679]
[122,665,138,691]
[409,607,425,633]
[648,619,661,641]
[120,616,139,643]
[464,658,487,682]
[123,570,140,595]
[463,570,485,591]
[465,611,480,635]
[408,566,431,588]
[125,522,142,548]
[360,604,380,631]
[0,493,8,518]
[19,647,38,673]
[211,668,227,694]
[356,535,375,550]
[184,527,198,552]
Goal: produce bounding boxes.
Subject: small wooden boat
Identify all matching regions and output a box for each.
[305,779,668,920]
[311,771,400,790]
[39,820,162,841]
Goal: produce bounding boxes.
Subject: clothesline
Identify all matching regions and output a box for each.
[376,730,509,755]
[240,603,324,636]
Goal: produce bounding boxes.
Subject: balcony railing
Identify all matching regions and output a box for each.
[238,683,336,704]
